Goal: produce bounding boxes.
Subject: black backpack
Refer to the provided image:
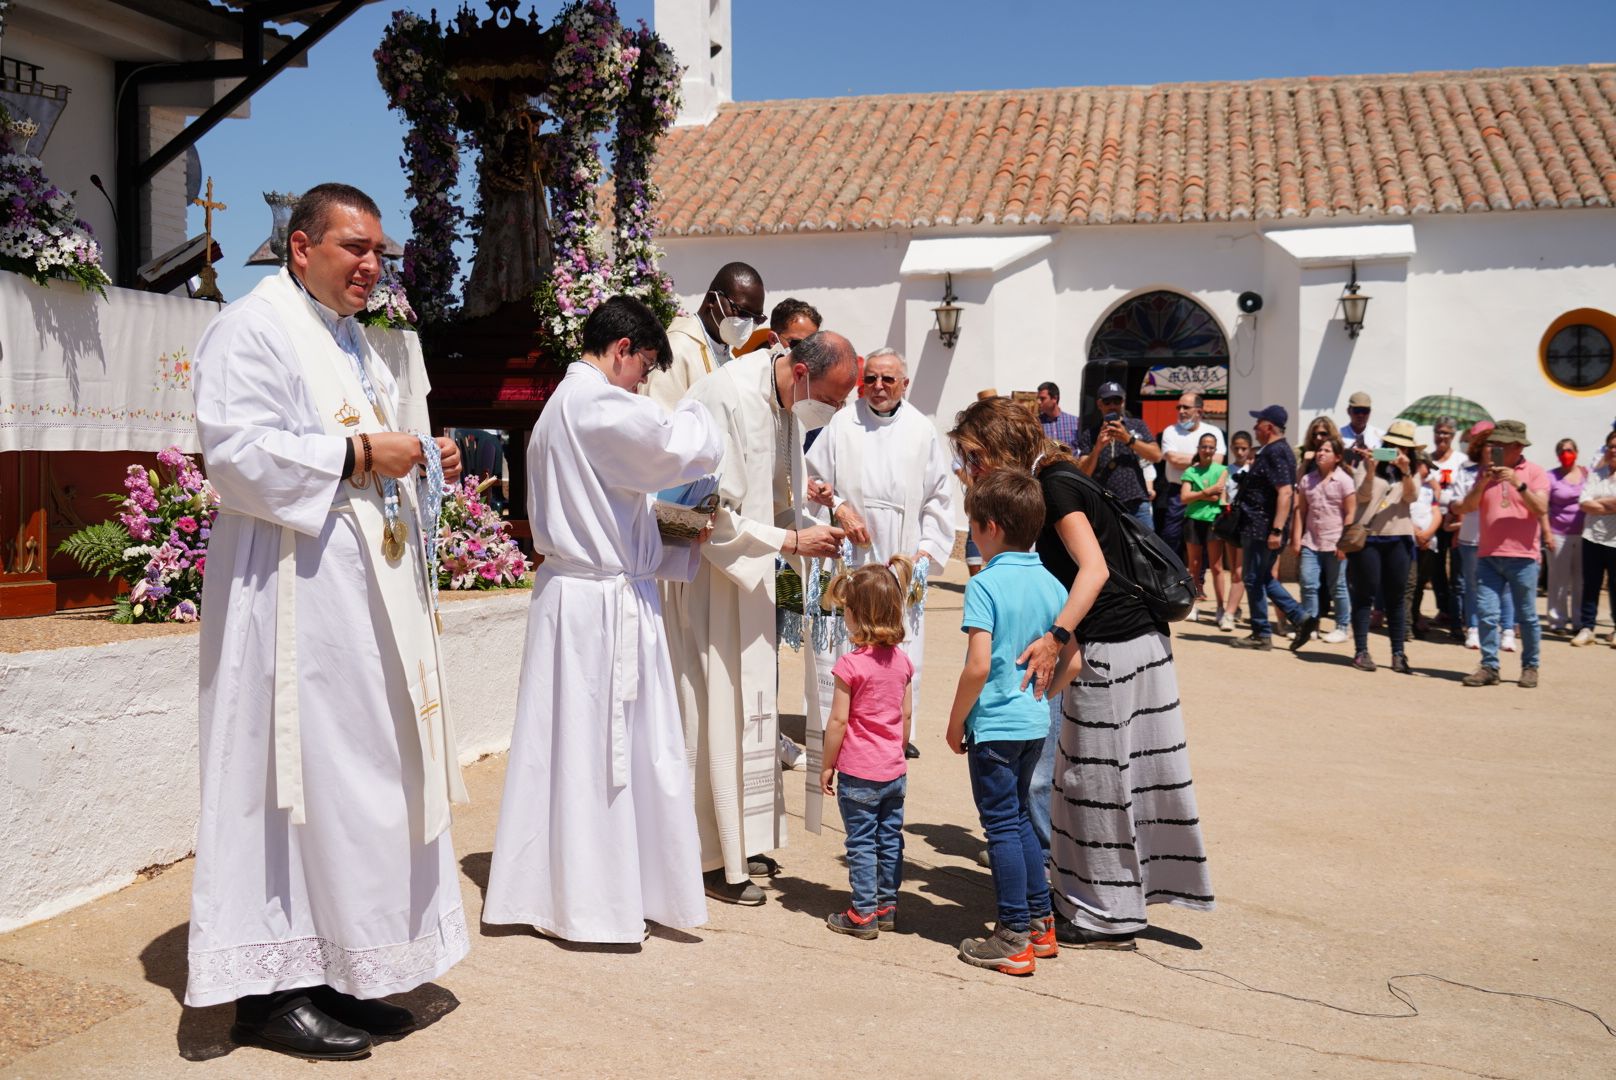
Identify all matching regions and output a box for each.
[1058,466,1197,624]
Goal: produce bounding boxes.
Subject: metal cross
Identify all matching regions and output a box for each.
[191,176,227,301]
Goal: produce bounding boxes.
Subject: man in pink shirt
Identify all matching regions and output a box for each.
[1456,421,1550,687]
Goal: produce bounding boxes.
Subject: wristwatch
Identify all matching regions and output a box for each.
[1269,527,1284,536]
[1049,624,1072,646]
[1515,481,1528,494]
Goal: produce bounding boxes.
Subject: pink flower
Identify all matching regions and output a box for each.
[176,516,198,534]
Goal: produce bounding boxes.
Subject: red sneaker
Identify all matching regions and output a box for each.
[1029,914,1059,959]
[873,905,896,933]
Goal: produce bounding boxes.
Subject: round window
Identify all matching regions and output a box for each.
[1545,323,1614,390]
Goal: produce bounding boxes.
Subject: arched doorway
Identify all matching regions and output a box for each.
[1083,290,1230,434]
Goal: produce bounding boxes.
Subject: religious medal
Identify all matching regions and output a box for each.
[382,524,406,562]
[381,477,405,561]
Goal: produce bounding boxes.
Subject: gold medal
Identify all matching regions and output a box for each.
[382,519,407,562]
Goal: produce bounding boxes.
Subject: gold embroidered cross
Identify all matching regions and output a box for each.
[417,660,441,760]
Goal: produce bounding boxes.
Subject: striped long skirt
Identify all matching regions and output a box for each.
[1051,631,1214,934]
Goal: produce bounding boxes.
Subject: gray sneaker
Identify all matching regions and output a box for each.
[958,924,1036,976]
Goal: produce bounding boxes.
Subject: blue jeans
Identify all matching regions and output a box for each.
[1478,556,1541,669]
[1458,544,1513,631]
[1161,489,1187,561]
[836,773,905,914]
[1130,501,1155,532]
[1298,546,1348,622]
[967,738,1051,932]
[1243,536,1302,636]
[1029,692,1063,856]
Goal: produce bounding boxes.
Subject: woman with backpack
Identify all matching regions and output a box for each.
[949,397,1213,952]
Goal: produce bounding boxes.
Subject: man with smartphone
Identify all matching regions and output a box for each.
[1076,381,1163,530]
[1454,420,1550,688]
[1340,391,1384,469]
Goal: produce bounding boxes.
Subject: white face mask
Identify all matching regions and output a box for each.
[718,316,755,350]
[790,368,838,430]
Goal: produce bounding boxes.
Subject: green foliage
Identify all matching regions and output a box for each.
[55,521,132,579]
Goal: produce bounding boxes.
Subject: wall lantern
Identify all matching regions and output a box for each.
[1339,261,1371,339]
[933,272,962,349]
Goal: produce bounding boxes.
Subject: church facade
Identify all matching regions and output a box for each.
[648,60,1616,459]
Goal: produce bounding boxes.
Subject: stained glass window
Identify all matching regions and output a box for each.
[1089,291,1229,361]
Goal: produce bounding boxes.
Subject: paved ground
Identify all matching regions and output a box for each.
[3,562,1614,1079]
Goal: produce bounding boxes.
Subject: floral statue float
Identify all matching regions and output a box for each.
[373,0,683,357]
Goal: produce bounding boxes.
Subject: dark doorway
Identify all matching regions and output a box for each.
[1082,290,1230,434]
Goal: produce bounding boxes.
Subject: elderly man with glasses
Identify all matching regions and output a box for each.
[806,348,955,759]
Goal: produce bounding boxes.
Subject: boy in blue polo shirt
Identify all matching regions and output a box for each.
[945,469,1071,976]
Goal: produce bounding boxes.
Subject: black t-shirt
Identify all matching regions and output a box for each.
[1036,461,1167,644]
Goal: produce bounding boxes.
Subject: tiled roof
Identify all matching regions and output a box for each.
[649,64,1616,236]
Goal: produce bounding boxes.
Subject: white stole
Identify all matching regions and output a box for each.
[255,269,468,843]
[830,401,930,564]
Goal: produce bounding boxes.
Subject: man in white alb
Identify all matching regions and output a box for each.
[806,347,954,758]
[641,261,766,412]
[483,296,722,942]
[188,184,467,1061]
[665,331,857,905]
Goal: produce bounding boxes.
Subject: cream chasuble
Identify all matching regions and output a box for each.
[185,270,467,1007]
[665,350,798,884]
[641,312,726,414]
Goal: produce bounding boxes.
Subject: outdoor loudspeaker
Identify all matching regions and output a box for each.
[1238,291,1263,314]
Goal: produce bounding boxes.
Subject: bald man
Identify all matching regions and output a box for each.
[643,262,766,412]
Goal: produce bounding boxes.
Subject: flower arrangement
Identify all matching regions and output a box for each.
[374,11,460,323]
[535,0,636,359]
[609,21,683,327]
[0,103,112,295]
[436,475,532,589]
[56,447,219,623]
[358,265,418,329]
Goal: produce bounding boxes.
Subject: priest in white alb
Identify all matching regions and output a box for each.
[665,331,857,905]
[483,296,722,941]
[640,261,765,412]
[806,347,954,756]
[187,184,468,1062]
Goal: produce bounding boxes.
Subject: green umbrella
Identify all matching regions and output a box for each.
[1396,394,1492,429]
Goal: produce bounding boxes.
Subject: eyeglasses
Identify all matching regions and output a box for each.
[782,337,807,350]
[635,348,659,375]
[862,373,900,386]
[1176,404,1196,412]
[718,291,764,323]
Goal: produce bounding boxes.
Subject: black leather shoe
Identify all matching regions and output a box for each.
[308,985,416,1036]
[231,991,371,1060]
[904,742,921,759]
[1289,616,1320,652]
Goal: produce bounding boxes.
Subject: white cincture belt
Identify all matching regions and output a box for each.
[861,497,904,512]
[537,553,654,790]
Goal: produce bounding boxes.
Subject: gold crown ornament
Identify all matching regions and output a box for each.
[334,400,361,427]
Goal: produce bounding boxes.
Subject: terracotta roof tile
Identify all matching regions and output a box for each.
[646,64,1616,236]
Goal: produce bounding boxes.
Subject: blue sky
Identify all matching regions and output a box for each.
[192,0,1616,300]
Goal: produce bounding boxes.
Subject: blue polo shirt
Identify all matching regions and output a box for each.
[960,551,1067,742]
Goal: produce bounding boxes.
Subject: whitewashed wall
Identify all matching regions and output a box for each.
[661,207,1616,472]
[0,590,529,931]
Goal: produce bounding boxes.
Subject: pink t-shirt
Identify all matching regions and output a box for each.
[1478,459,1549,558]
[830,645,913,782]
[1301,467,1356,550]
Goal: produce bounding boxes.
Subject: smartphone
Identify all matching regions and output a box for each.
[1371,447,1398,462]
[1489,445,1506,466]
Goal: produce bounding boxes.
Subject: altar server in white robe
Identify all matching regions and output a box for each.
[641,261,765,412]
[187,184,468,1062]
[484,296,723,941]
[806,347,954,753]
[666,332,857,905]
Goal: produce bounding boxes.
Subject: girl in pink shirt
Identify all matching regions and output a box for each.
[820,556,916,939]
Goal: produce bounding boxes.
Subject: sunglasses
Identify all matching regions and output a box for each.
[1348,407,1371,416]
[862,373,900,386]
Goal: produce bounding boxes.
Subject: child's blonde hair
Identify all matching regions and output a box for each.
[822,555,914,647]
